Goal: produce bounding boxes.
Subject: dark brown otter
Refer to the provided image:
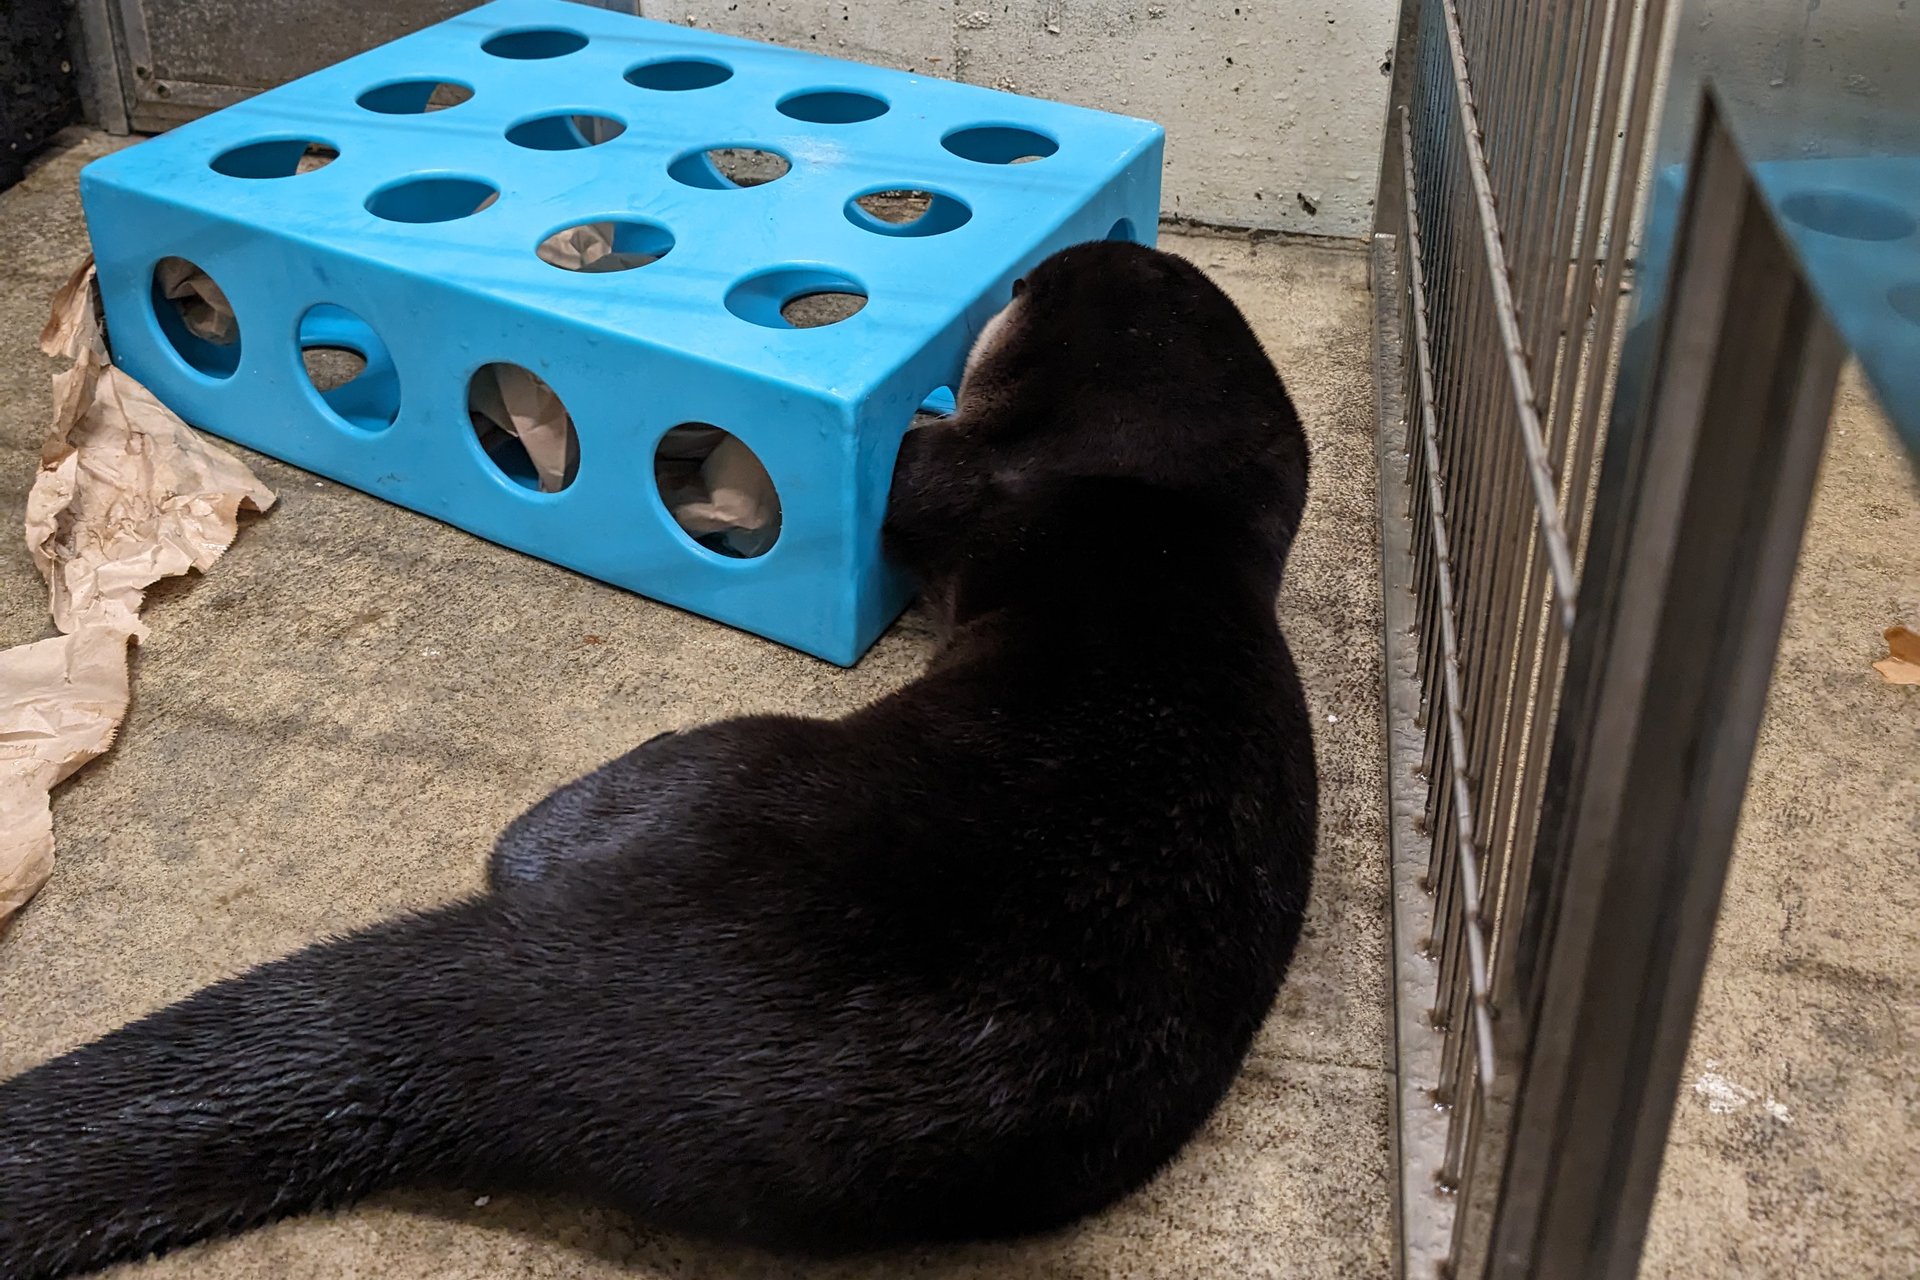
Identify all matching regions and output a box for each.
[0,241,1316,1279]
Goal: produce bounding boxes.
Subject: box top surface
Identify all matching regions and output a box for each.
[84,0,1162,399]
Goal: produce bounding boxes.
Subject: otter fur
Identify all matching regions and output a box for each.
[0,240,1315,1279]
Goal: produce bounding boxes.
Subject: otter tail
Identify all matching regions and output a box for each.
[0,899,528,1279]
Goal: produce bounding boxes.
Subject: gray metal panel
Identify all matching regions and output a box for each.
[70,0,132,135]
[136,0,470,88]
[90,0,640,132]
[1370,228,1461,1276]
[110,0,470,130]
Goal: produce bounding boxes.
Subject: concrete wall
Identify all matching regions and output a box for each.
[642,1,1399,239]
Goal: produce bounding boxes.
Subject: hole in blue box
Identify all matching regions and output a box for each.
[1107,217,1139,242]
[777,89,888,123]
[151,256,240,380]
[782,290,866,327]
[654,425,781,558]
[210,139,338,179]
[725,267,867,329]
[1779,190,1916,242]
[1889,282,1920,325]
[506,112,625,151]
[297,305,399,433]
[469,364,578,493]
[482,27,587,59]
[942,125,1058,165]
[357,79,473,114]
[847,188,971,237]
[625,57,732,90]
[668,146,790,190]
[365,176,499,223]
[536,218,674,272]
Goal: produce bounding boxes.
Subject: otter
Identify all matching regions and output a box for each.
[0,240,1316,1279]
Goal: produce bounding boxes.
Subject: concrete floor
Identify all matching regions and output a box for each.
[0,133,1396,1279]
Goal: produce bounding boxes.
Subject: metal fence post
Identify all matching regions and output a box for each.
[1481,93,1844,1279]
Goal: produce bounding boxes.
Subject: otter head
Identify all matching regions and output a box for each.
[883,241,1309,626]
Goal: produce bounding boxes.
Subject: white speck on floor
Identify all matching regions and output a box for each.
[1693,1061,1792,1123]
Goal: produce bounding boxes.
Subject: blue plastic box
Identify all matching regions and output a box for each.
[79,0,1163,664]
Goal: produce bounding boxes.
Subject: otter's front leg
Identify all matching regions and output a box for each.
[881,423,993,583]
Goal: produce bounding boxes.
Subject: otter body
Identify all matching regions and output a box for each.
[0,242,1316,1279]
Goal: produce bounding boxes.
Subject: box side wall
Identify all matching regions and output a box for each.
[86,174,867,662]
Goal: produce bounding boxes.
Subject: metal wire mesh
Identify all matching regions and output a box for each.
[1373,0,1671,1271]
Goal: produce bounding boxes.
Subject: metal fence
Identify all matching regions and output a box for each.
[1370,0,1862,1266]
[1370,0,1674,1260]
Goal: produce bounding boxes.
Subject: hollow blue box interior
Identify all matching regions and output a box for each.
[79,0,1164,665]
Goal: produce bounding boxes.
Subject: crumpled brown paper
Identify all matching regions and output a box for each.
[0,256,275,929]
[654,426,782,558]
[0,627,130,920]
[534,221,664,275]
[1873,625,1920,685]
[154,255,238,345]
[31,259,275,637]
[468,363,580,494]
